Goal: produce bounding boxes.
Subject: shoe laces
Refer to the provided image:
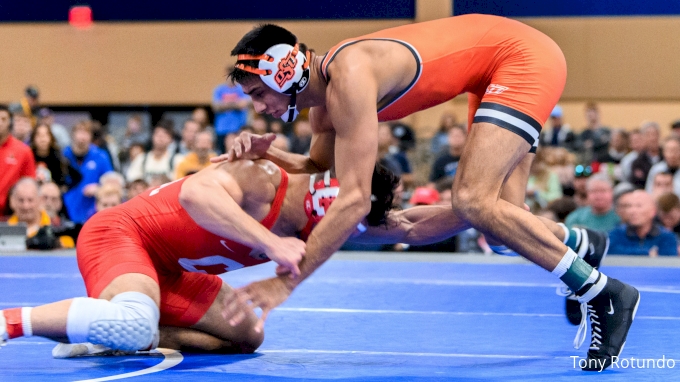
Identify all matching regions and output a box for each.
[574,302,602,351]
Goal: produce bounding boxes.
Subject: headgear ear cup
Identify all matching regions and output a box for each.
[236,43,311,122]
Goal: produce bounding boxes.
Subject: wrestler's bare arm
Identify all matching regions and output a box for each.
[351,205,467,245]
[179,162,305,275]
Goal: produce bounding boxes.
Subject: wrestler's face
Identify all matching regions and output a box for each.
[241,79,291,120]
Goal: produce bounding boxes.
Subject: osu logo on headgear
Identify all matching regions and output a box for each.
[274,50,298,88]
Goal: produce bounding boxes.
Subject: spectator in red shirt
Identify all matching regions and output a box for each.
[0,104,36,215]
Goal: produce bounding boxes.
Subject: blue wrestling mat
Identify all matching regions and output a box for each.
[1,253,679,381]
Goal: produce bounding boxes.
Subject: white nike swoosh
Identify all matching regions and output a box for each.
[608,299,615,315]
[220,240,235,252]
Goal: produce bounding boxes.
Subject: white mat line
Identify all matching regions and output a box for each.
[0,273,81,279]
[262,349,550,359]
[73,348,182,382]
[276,307,680,320]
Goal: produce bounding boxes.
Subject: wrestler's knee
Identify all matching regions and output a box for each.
[451,183,495,225]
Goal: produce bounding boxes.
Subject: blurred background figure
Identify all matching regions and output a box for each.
[125,120,182,183]
[30,123,69,187]
[565,174,620,232]
[176,130,216,178]
[619,128,643,184]
[177,119,201,155]
[37,108,70,149]
[539,105,576,151]
[649,171,674,201]
[646,136,680,194]
[113,114,149,158]
[10,104,33,145]
[571,164,593,207]
[289,119,313,155]
[526,148,563,211]
[608,190,677,256]
[19,85,40,126]
[63,120,113,224]
[212,78,250,154]
[0,104,36,216]
[7,177,73,249]
[429,125,466,184]
[577,102,611,164]
[126,179,149,201]
[430,112,457,155]
[656,192,680,245]
[629,121,661,189]
[95,183,123,212]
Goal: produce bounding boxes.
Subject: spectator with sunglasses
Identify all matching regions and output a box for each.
[572,164,593,207]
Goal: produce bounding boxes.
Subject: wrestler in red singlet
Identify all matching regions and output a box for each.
[76,169,288,327]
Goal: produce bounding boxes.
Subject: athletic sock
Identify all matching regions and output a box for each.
[558,223,581,253]
[551,248,600,292]
[3,307,32,339]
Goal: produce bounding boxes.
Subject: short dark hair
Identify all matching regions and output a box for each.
[0,104,9,115]
[228,24,306,85]
[367,163,401,227]
[658,192,680,213]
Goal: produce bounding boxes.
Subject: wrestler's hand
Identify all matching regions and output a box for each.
[225,276,293,333]
[263,237,305,279]
[211,132,277,163]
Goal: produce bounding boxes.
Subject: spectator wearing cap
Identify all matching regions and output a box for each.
[630,121,662,189]
[429,125,466,184]
[212,79,250,154]
[37,108,70,149]
[62,120,113,224]
[404,187,459,253]
[608,190,677,256]
[409,187,439,206]
[8,177,74,249]
[175,130,216,178]
[646,136,680,195]
[539,105,576,150]
[126,120,182,183]
[0,104,36,216]
[20,85,40,127]
[565,174,621,232]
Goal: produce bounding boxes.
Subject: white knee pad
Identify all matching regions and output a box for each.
[66,292,159,352]
[489,245,520,257]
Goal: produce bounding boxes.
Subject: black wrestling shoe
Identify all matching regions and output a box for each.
[561,228,611,325]
[581,228,609,269]
[574,277,640,372]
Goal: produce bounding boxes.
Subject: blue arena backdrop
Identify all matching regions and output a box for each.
[0,0,415,22]
[454,0,680,17]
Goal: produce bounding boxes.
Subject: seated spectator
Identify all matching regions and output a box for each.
[565,174,621,232]
[546,197,578,224]
[289,119,312,155]
[192,107,213,132]
[7,177,73,249]
[595,128,628,165]
[646,135,680,195]
[435,177,454,207]
[251,116,269,135]
[630,121,662,188]
[656,192,680,241]
[40,181,80,243]
[19,86,40,126]
[572,164,593,207]
[546,147,576,196]
[100,171,126,190]
[126,179,149,201]
[37,108,70,149]
[619,128,643,184]
[430,112,457,155]
[120,142,145,176]
[614,186,635,224]
[429,125,466,184]
[390,122,415,187]
[378,123,403,177]
[95,184,123,212]
[126,121,182,183]
[176,130,216,178]
[62,120,113,224]
[409,187,439,206]
[177,119,201,155]
[30,123,68,187]
[539,105,576,150]
[608,190,677,256]
[526,148,563,210]
[91,121,119,171]
[650,171,674,201]
[113,114,150,155]
[0,104,36,216]
[10,105,33,145]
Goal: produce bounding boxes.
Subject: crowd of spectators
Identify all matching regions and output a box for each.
[1,84,679,256]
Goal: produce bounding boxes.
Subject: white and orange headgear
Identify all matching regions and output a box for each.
[235,43,310,122]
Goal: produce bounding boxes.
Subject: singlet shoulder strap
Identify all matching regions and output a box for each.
[259,167,289,229]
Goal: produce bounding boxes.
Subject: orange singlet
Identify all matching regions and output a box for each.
[321,14,567,152]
